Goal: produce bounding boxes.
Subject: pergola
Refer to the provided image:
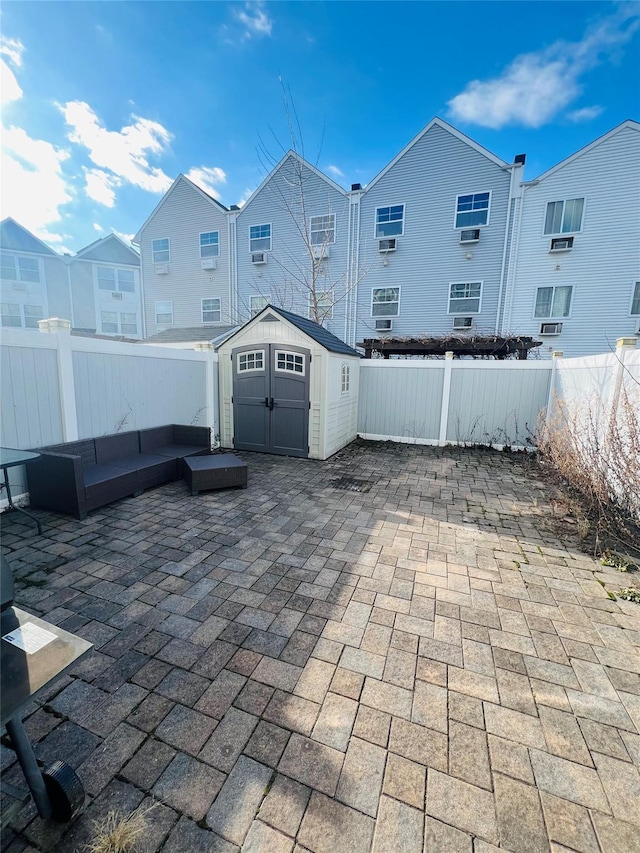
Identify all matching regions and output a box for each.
[358,334,543,359]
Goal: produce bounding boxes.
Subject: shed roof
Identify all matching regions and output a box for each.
[219,305,360,357]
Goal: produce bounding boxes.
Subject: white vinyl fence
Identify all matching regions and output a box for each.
[1,320,218,503]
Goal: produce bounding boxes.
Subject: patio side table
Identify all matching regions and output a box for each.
[183,453,248,495]
[0,447,43,534]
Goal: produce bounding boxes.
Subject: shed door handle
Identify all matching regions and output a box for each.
[264,397,269,408]
[269,397,275,410]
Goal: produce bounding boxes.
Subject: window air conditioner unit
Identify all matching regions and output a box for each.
[111,291,123,300]
[453,316,473,330]
[378,238,396,253]
[251,252,266,265]
[375,318,393,331]
[312,246,329,260]
[540,322,563,335]
[460,229,480,244]
[549,237,574,252]
[201,258,217,270]
[154,263,169,275]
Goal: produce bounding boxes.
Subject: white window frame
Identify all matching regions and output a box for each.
[542,198,585,236]
[533,285,573,320]
[200,231,220,258]
[454,191,491,230]
[1,302,44,329]
[448,281,483,315]
[152,238,171,263]
[275,350,306,376]
[100,310,119,334]
[120,312,138,336]
[249,223,272,253]
[201,297,221,323]
[0,253,41,283]
[629,281,640,316]
[155,300,173,325]
[238,350,265,372]
[341,363,350,395]
[250,295,270,317]
[371,287,401,318]
[310,214,336,246]
[100,310,138,336]
[374,205,405,239]
[97,266,136,292]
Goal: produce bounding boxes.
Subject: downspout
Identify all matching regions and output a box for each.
[229,209,239,322]
[64,254,74,327]
[503,179,530,334]
[496,156,525,334]
[131,240,146,339]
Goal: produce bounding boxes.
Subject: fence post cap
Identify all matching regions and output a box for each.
[38,317,71,333]
[445,351,454,360]
[551,350,564,358]
[194,342,215,351]
[616,337,638,349]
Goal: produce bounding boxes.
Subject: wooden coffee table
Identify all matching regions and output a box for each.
[183,453,248,495]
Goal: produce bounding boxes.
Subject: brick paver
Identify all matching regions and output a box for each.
[2,442,640,852]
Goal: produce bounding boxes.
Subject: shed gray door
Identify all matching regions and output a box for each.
[232,344,310,457]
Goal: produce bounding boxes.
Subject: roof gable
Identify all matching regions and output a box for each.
[75,234,140,265]
[531,120,640,183]
[365,117,509,193]
[134,174,228,242]
[237,151,346,216]
[0,218,58,256]
[219,305,359,357]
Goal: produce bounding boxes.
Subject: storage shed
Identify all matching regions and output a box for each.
[217,306,360,460]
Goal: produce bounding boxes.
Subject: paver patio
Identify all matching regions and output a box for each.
[1,441,640,853]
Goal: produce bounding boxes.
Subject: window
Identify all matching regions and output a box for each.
[251,295,269,316]
[341,364,350,394]
[311,291,334,321]
[0,254,40,282]
[97,267,135,293]
[202,298,221,323]
[375,206,404,238]
[449,282,482,314]
[200,232,220,258]
[152,238,170,263]
[101,311,119,334]
[372,287,400,317]
[155,300,173,324]
[120,313,137,335]
[238,350,264,371]
[276,351,305,374]
[310,214,336,246]
[1,303,43,328]
[455,192,490,229]
[630,282,640,316]
[250,224,271,252]
[535,286,572,318]
[544,198,584,235]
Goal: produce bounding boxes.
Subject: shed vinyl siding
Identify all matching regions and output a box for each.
[355,123,511,342]
[72,349,207,438]
[140,177,231,336]
[235,156,349,337]
[506,124,640,357]
[324,355,360,458]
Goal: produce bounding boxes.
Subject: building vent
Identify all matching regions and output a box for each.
[378,238,397,253]
[375,319,393,332]
[201,258,217,270]
[460,229,480,244]
[549,237,574,252]
[111,292,123,301]
[154,264,169,275]
[453,316,473,329]
[12,283,26,291]
[540,322,563,335]
[251,252,266,265]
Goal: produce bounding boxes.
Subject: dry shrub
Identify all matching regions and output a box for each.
[536,388,640,554]
[85,804,156,853]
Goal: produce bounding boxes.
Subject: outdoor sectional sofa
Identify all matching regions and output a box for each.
[26,425,211,520]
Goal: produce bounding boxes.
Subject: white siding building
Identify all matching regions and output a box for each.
[503,120,640,357]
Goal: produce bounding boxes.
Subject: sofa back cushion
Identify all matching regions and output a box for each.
[173,425,210,447]
[139,425,173,453]
[95,431,140,463]
[45,439,96,468]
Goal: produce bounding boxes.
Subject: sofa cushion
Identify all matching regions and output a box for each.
[95,431,140,464]
[146,444,209,460]
[139,426,173,453]
[83,463,134,487]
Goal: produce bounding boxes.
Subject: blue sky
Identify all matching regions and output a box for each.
[1,1,638,253]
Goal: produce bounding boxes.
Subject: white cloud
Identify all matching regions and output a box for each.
[235,2,273,38]
[326,164,345,179]
[0,36,24,67]
[448,6,640,128]
[1,125,73,238]
[93,222,104,232]
[60,101,173,193]
[567,105,605,123]
[186,166,227,198]
[84,168,120,207]
[111,229,136,247]
[236,187,253,208]
[0,59,22,105]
